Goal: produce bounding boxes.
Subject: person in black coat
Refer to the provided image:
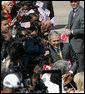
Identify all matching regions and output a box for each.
[23,35,45,76]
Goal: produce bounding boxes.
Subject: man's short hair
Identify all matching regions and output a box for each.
[48,31,61,41]
[8,41,24,62]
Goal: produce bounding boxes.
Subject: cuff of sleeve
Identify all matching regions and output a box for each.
[71,30,73,34]
[69,70,73,74]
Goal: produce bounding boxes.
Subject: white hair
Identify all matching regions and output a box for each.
[54,60,69,75]
[48,31,61,41]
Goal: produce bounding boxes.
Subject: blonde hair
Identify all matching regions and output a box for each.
[74,72,84,91]
[1,1,13,6]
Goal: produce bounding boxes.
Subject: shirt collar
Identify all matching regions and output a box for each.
[73,5,80,12]
[54,45,61,52]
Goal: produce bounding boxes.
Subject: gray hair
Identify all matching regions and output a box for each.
[48,31,61,41]
[53,60,69,75]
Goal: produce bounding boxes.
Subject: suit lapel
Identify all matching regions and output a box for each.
[70,11,74,28]
[50,45,63,60]
[70,6,81,28]
[72,11,79,24]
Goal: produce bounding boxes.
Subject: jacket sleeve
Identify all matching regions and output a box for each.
[66,11,72,29]
[69,44,79,74]
[72,12,84,36]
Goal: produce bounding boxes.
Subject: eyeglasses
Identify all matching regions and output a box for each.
[70,1,78,3]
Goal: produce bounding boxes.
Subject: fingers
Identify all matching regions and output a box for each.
[34,65,41,74]
[65,29,71,36]
[62,73,73,86]
[63,76,73,86]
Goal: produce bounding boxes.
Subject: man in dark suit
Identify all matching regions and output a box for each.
[65,1,84,72]
[48,31,78,75]
[48,31,79,86]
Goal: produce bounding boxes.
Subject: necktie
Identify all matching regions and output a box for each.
[73,10,76,17]
[70,10,75,28]
[57,48,63,60]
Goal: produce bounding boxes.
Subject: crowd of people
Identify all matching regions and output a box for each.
[1,1,84,93]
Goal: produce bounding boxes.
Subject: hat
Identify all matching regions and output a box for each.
[3,74,21,88]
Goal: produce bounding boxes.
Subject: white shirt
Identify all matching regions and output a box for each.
[41,74,66,93]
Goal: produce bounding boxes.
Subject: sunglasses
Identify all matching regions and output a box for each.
[70,1,78,3]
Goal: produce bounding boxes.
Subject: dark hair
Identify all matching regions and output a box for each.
[45,55,54,65]
[10,3,20,18]
[20,1,32,8]
[41,31,49,40]
[1,11,8,21]
[29,25,38,32]
[50,73,60,85]
[8,41,24,62]
[28,13,38,23]
[17,27,27,33]
[70,1,78,3]
[16,26,29,38]
[39,55,54,66]
[21,15,30,22]
[45,48,51,55]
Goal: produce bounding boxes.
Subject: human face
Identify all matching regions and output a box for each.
[4,3,13,13]
[70,1,80,9]
[50,34,61,49]
[1,20,9,32]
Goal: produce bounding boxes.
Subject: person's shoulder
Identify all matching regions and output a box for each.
[60,42,71,47]
[69,10,73,15]
[78,6,84,18]
[78,6,84,14]
[60,43,73,50]
[79,6,84,11]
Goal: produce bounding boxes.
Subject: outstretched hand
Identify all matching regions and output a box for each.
[62,72,73,86]
[33,65,42,74]
[65,29,71,36]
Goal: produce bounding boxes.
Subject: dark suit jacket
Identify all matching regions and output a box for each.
[49,43,79,74]
[66,5,84,54]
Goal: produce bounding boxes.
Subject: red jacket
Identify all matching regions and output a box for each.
[7,13,12,24]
